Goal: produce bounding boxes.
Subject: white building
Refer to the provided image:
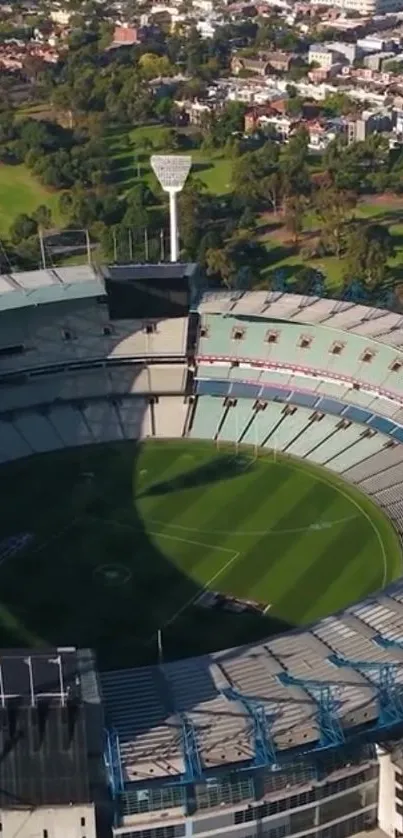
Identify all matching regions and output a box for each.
[377,745,403,836]
[308,45,339,69]
[312,0,403,15]
[1,806,96,838]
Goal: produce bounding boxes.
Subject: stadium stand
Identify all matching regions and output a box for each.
[4,278,403,838]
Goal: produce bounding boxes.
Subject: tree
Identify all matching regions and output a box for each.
[231,153,262,207]
[314,186,356,258]
[206,246,236,286]
[280,127,311,197]
[344,223,395,287]
[321,92,354,117]
[32,205,52,229]
[10,213,38,243]
[284,195,306,245]
[138,53,174,80]
[283,126,309,170]
[264,171,283,213]
[286,96,304,118]
[206,230,266,288]
[209,101,246,147]
[177,181,207,257]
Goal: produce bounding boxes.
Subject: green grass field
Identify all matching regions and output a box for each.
[109,125,233,194]
[0,164,62,236]
[261,197,403,292]
[0,439,400,669]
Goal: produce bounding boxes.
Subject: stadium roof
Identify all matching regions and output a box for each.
[0,265,104,312]
[103,263,197,282]
[101,584,403,782]
[197,290,403,338]
[0,647,99,806]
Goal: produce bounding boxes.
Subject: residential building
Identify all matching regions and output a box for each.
[308,45,342,69]
[357,35,394,51]
[258,49,301,72]
[363,49,396,69]
[311,0,403,15]
[231,55,271,75]
[231,50,301,76]
[111,24,139,46]
[347,108,392,141]
[192,0,214,9]
[49,8,71,24]
[325,40,360,63]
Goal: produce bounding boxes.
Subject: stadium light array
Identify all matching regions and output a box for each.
[151,155,192,263]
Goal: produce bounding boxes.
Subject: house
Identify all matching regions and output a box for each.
[231,55,270,76]
[347,109,392,143]
[111,25,139,46]
[244,107,294,139]
[306,119,341,150]
[258,50,301,72]
[308,45,343,69]
[231,50,302,76]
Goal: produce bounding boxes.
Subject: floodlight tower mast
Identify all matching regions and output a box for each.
[151,155,192,262]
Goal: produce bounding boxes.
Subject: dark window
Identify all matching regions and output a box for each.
[299,336,312,349]
[0,344,25,357]
[235,808,254,824]
[396,802,403,816]
[103,326,113,337]
[200,326,209,338]
[397,786,403,802]
[62,329,72,341]
[43,831,48,838]
[392,360,403,372]
[362,350,374,363]
[330,342,344,355]
[80,818,86,827]
[232,328,244,340]
[266,331,278,344]
[144,323,156,335]
[396,771,403,785]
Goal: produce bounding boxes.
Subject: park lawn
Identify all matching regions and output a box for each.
[260,196,403,293]
[0,439,399,668]
[109,125,234,195]
[0,163,62,236]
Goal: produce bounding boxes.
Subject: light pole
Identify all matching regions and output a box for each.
[150,155,192,263]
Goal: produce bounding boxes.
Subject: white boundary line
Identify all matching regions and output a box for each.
[148,530,238,555]
[148,532,241,629]
[138,443,394,617]
[146,515,357,538]
[279,458,391,588]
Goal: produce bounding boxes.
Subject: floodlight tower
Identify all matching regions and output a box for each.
[151,154,192,262]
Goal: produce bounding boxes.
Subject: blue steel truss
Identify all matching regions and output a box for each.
[222,687,277,767]
[328,654,403,729]
[374,635,403,651]
[277,673,345,749]
[105,727,124,798]
[180,715,203,782]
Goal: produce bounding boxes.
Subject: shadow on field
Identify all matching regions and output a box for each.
[0,423,293,671]
[137,453,253,499]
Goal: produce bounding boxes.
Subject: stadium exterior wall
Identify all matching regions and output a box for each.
[0,805,97,838]
[115,752,379,838]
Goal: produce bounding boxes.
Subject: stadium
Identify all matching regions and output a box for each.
[2,270,403,838]
[3,171,403,838]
